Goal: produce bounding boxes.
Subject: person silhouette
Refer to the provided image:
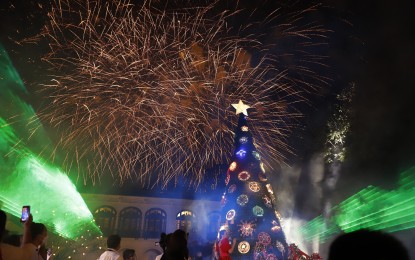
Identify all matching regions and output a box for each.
[215,229,236,260]
[98,234,122,260]
[328,229,409,260]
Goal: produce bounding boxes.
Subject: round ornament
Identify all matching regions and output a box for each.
[226,209,236,221]
[258,232,271,246]
[237,194,249,206]
[241,126,249,132]
[249,182,261,192]
[238,241,250,254]
[252,206,264,217]
[238,171,250,181]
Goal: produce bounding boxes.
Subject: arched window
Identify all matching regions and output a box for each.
[176,210,196,233]
[118,207,142,238]
[94,206,116,236]
[207,211,221,241]
[144,208,166,239]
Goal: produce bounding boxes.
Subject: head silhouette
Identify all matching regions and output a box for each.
[0,210,6,237]
[328,229,409,260]
[107,234,121,250]
[30,222,47,247]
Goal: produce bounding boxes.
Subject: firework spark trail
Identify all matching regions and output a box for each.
[30,0,328,187]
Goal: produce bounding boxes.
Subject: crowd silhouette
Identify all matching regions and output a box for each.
[1,209,411,260]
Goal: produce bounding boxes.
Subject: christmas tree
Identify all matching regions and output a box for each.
[218,100,289,260]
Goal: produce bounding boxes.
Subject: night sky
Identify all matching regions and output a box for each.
[324,0,415,192]
[1,0,415,258]
[1,0,414,206]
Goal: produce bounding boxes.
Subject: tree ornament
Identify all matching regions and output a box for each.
[249,181,261,192]
[260,162,266,173]
[237,194,249,206]
[252,206,264,217]
[225,172,230,185]
[238,171,250,181]
[259,172,267,182]
[271,220,281,232]
[238,241,250,254]
[226,209,236,220]
[232,100,251,116]
[228,184,236,193]
[262,195,272,208]
[266,184,274,195]
[274,211,282,221]
[276,241,285,254]
[221,193,227,206]
[238,220,255,237]
[229,161,237,171]
[239,136,248,144]
[257,232,271,246]
[236,149,247,158]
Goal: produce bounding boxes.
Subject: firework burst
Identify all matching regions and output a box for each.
[32,0,328,187]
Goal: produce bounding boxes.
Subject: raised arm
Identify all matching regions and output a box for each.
[229,238,237,254]
[21,214,33,246]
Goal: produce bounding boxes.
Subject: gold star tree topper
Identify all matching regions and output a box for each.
[232,100,251,116]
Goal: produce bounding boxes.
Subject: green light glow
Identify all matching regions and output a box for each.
[300,167,415,243]
[1,152,101,239]
[0,43,101,239]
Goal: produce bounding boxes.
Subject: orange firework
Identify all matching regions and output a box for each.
[33,0,328,187]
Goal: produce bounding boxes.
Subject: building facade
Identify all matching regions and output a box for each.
[81,193,221,259]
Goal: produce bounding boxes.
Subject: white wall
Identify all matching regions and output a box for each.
[81,193,221,259]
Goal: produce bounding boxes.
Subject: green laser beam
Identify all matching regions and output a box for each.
[300,167,415,243]
[0,43,101,239]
